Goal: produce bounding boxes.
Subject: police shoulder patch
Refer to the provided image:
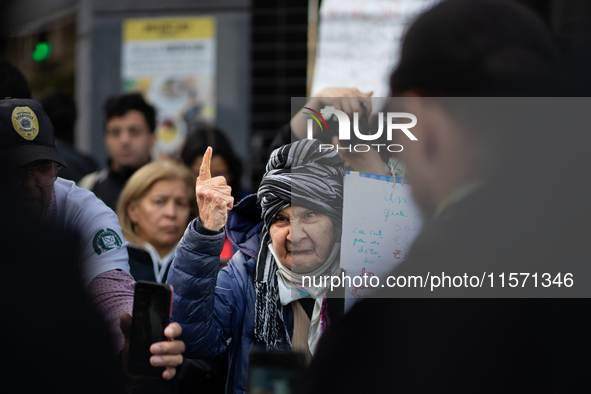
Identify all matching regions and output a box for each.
[92,228,123,255]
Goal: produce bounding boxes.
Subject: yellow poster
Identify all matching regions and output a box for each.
[122,17,216,158]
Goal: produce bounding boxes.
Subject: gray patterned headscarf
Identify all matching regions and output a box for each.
[254,139,344,350]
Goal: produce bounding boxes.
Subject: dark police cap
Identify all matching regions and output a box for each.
[0,98,67,169]
[390,0,561,96]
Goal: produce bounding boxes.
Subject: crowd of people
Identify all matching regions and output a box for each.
[1,0,591,393]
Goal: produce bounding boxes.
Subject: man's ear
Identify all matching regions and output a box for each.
[399,94,441,164]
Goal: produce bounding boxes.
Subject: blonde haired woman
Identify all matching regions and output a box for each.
[118,160,196,283]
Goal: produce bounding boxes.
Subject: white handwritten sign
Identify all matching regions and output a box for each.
[340,172,423,308]
[311,0,440,99]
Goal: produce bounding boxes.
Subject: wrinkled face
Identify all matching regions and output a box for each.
[269,205,336,273]
[191,154,232,183]
[104,110,155,171]
[127,179,191,256]
[9,160,57,220]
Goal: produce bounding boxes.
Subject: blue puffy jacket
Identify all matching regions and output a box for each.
[167,195,294,394]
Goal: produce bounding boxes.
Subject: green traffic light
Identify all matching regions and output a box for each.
[32,42,51,62]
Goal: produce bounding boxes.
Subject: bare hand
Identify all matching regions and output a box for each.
[331,135,388,175]
[149,321,185,380]
[120,313,186,380]
[291,87,374,140]
[196,147,234,231]
[315,87,373,118]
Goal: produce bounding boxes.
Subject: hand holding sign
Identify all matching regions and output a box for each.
[331,135,389,175]
[196,147,234,231]
[314,87,374,118]
[290,87,373,140]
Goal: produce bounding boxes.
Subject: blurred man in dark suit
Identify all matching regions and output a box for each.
[297,1,591,392]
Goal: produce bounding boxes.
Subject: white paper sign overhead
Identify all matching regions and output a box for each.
[311,0,440,99]
[340,172,423,306]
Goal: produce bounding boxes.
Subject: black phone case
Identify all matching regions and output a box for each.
[127,280,173,379]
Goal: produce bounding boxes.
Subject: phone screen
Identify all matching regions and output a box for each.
[247,351,306,394]
[128,281,172,379]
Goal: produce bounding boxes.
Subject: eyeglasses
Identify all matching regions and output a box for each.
[8,163,60,190]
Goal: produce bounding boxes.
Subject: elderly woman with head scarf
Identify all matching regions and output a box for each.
[166,139,344,394]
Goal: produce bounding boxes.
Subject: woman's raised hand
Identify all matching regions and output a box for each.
[196,147,234,231]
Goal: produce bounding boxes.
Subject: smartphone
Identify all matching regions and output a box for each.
[128,280,173,379]
[247,350,306,394]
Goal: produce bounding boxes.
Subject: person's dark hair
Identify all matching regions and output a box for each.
[390,0,561,97]
[181,124,243,200]
[103,93,156,132]
[385,0,565,182]
[39,90,76,144]
[0,61,31,99]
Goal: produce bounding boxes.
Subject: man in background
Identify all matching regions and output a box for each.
[0,60,30,99]
[40,90,99,183]
[79,93,156,211]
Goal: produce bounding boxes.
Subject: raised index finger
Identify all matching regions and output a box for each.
[198,146,213,182]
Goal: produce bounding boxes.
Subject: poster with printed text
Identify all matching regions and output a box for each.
[122,17,216,158]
